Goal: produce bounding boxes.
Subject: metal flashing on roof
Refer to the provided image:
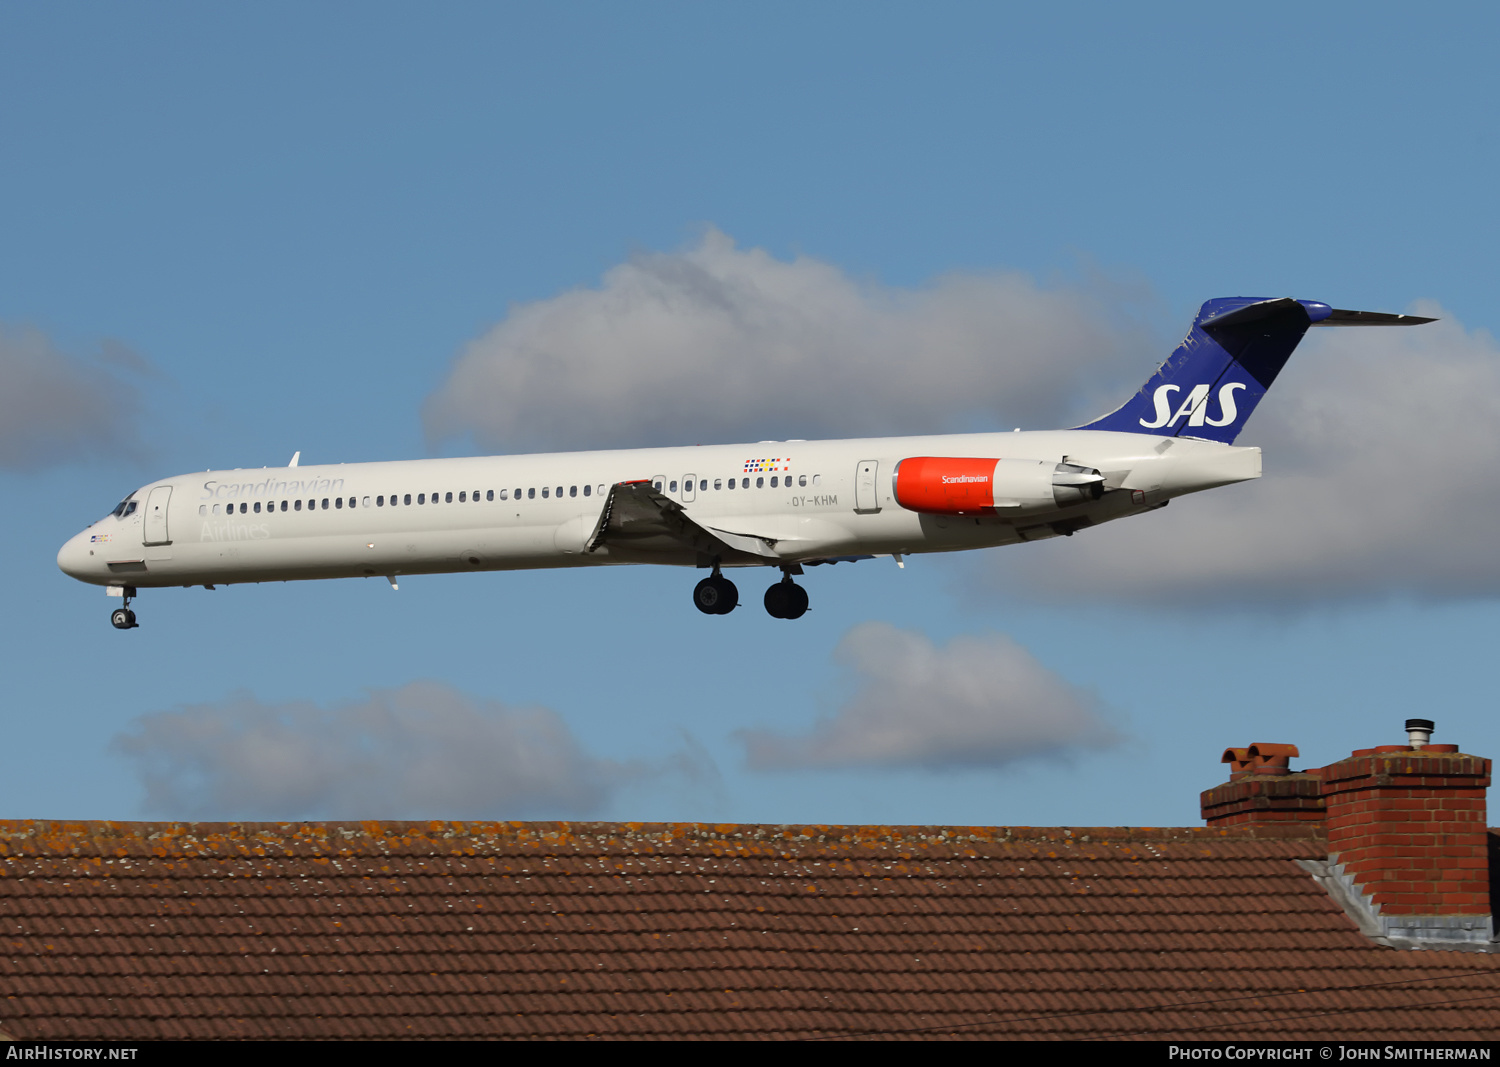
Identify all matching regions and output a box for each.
[1297,858,1498,953]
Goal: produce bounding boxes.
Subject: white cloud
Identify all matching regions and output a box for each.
[0,326,147,470]
[110,681,703,820]
[737,623,1119,770]
[424,228,1148,452]
[425,230,1494,607]
[978,303,1500,605]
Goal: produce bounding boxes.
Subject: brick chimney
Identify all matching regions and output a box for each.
[1203,720,1494,947]
[1200,743,1324,828]
[1321,719,1491,945]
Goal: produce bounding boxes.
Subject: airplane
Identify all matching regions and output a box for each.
[58,296,1432,629]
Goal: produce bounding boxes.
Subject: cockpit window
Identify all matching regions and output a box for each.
[110,497,135,518]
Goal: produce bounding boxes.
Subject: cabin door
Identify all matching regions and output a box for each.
[143,486,173,545]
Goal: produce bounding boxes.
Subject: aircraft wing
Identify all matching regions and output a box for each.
[586,481,781,561]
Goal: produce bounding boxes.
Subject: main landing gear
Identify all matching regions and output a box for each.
[763,571,809,620]
[692,565,809,619]
[693,567,739,615]
[110,586,139,630]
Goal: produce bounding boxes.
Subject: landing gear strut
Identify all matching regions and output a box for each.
[110,586,138,630]
[692,565,739,615]
[764,571,809,620]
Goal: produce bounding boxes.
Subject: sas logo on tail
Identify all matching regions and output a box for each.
[1140,383,1247,429]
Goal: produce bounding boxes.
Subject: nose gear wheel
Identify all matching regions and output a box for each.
[109,586,139,629]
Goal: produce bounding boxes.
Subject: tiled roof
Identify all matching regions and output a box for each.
[0,820,1497,1040]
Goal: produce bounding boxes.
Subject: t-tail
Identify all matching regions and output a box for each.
[1076,297,1435,444]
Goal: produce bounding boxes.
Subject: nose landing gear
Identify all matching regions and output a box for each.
[764,572,809,620]
[109,587,139,630]
[692,566,739,615]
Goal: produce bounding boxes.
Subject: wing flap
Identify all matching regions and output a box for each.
[587,481,780,561]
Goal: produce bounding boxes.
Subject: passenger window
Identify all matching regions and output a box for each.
[555,485,562,497]
[756,477,764,488]
[336,498,343,509]
[597,484,606,497]
[799,475,807,487]
[377,496,384,507]
[418,494,425,504]
[400,494,409,505]
[771,477,778,488]
[498,489,507,501]
[445,492,453,503]
[583,485,591,497]
[198,505,206,516]
[713,479,721,490]
[458,491,466,503]
[527,488,535,499]
[488,490,495,501]
[542,487,549,498]
[728,478,736,490]
[569,486,576,498]
[652,479,663,491]
[813,475,821,485]
[280,501,287,512]
[253,502,261,513]
[293,500,301,512]
[363,496,371,508]
[669,480,677,493]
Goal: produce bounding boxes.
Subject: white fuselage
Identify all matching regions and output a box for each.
[57,430,1260,590]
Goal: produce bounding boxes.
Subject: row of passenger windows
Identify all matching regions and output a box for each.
[196,473,822,517]
[657,474,816,492]
[200,486,600,516]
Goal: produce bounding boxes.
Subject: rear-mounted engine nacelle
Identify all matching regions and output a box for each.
[1051,461,1107,507]
[893,457,1105,516]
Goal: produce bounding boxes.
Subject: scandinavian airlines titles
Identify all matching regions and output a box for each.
[1139,382,1246,430]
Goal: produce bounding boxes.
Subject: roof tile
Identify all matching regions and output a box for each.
[0,820,1495,1038]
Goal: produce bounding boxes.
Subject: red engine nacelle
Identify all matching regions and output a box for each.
[893,457,1103,516]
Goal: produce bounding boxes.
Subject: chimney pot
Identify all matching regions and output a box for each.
[1405,718,1435,749]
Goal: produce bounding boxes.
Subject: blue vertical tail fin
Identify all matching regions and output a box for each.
[1076,297,1434,444]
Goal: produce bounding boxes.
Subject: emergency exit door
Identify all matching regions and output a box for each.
[854,461,881,513]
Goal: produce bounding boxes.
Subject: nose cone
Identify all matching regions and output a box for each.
[57,530,99,582]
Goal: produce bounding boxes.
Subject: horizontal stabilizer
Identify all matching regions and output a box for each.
[1311,308,1437,327]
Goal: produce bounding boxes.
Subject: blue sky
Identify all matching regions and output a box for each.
[4,3,1498,826]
